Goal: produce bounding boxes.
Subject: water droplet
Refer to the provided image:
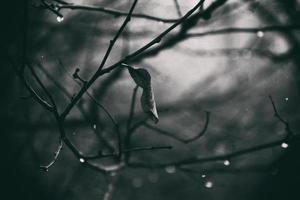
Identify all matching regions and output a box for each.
[93,124,97,129]
[256,31,264,38]
[132,178,143,188]
[148,173,159,183]
[205,181,213,188]
[79,158,85,163]
[201,174,206,178]
[285,97,289,101]
[223,160,230,166]
[56,16,64,23]
[158,21,164,26]
[165,165,176,174]
[281,142,288,149]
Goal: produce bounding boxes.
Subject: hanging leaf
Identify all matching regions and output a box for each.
[127,66,159,123]
[127,67,151,88]
[141,84,159,123]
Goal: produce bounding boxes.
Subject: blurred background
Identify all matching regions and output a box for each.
[2,0,300,199]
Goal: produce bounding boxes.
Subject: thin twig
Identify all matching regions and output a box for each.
[84,145,173,160]
[173,0,182,17]
[41,0,63,18]
[128,135,300,169]
[37,61,115,151]
[86,92,122,157]
[143,111,210,144]
[40,139,63,171]
[36,1,179,23]
[269,95,294,138]
[26,62,57,109]
[186,25,300,38]
[126,86,139,132]
[10,62,54,112]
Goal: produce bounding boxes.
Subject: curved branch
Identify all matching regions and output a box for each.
[143,111,210,144]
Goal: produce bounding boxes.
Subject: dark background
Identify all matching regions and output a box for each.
[2,0,300,199]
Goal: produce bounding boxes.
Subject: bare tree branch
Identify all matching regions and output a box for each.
[35,0,179,23]
[143,111,210,144]
[186,25,300,38]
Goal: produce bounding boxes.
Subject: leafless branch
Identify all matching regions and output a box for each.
[143,111,210,144]
[269,95,295,138]
[35,0,179,23]
[186,25,300,38]
[128,135,299,169]
[60,0,140,120]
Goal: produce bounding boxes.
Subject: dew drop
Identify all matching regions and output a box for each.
[205,181,213,188]
[165,165,176,174]
[79,158,85,163]
[285,97,289,101]
[56,16,64,23]
[223,160,230,166]
[201,174,206,178]
[93,124,97,130]
[158,21,164,26]
[256,31,264,38]
[281,142,288,149]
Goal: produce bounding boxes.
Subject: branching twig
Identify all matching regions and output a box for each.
[60,0,140,120]
[37,61,115,151]
[36,1,179,23]
[269,95,295,138]
[128,135,300,169]
[40,0,64,18]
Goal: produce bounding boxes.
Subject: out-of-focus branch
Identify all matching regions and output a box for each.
[37,61,115,151]
[26,62,57,109]
[128,135,299,169]
[143,111,210,144]
[83,145,173,160]
[10,62,54,113]
[126,86,139,132]
[186,25,300,38]
[173,0,182,17]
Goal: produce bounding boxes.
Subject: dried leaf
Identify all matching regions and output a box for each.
[127,67,151,88]
[127,66,159,123]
